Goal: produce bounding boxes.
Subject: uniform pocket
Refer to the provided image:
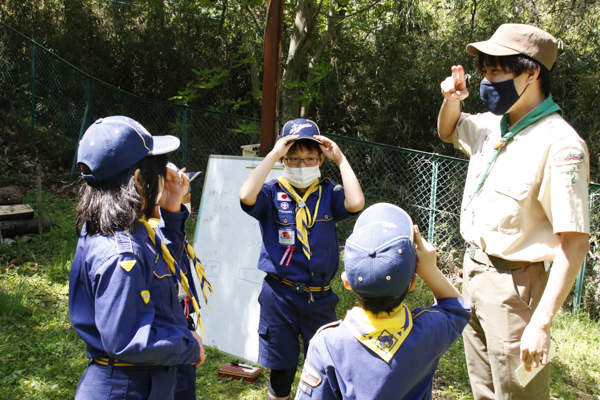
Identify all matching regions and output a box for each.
[152,259,178,313]
[483,182,530,234]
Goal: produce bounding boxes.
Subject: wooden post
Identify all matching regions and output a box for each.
[37,164,42,236]
[259,0,284,156]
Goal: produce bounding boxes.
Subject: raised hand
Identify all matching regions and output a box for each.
[440,65,470,101]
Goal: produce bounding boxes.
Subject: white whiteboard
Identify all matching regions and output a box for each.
[192,155,283,363]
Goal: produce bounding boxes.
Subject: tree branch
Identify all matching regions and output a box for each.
[318,0,381,19]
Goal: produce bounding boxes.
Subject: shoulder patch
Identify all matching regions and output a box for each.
[300,362,322,388]
[553,148,584,167]
[140,290,150,304]
[119,260,137,272]
[333,184,343,191]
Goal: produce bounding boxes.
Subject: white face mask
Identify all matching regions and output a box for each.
[155,175,165,204]
[283,165,321,188]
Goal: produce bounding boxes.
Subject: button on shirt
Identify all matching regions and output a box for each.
[242,178,354,285]
[453,111,590,262]
[69,209,200,365]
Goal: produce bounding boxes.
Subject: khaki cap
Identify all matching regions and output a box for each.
[466,23,558,70]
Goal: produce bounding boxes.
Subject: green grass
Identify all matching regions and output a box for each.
[1,188,600,399]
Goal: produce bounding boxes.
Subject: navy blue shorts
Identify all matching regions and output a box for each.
[75,362,177,400]
[257,276,339,370]
[174,364,196,400]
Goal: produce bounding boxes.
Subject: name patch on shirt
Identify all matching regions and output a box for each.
[279,228,295,246]
[300,363,322,388]
[119,260,136,272]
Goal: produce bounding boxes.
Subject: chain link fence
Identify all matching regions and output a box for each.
[1,22,598,315]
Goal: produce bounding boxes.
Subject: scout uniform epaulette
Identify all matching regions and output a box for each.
[309,320,341,343]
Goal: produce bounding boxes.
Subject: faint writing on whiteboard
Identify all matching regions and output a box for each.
[202,215,231,228]
[202,247,219,258]
[213,205,230,213]
[207,188,237,197]
[238,268,266,284]
[203,261,221,278]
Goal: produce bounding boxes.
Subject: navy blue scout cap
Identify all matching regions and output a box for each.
[345,203,416,298]
[77,116,180,183]
[280,118,322,143]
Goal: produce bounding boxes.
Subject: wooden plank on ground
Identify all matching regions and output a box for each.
[0,205,35,221]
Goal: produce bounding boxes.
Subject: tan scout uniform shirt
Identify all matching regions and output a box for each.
[453,111,589,262]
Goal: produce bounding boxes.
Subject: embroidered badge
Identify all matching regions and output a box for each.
[301,363,322,388]
[280,201,290,210]
[375,329,398,354]
[553,149,584,167]
[277,192,291,202]
[140,290,150,304]
[119,260,137,272]
[333,184,343,192]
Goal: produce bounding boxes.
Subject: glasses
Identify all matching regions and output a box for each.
[283,157,320,166]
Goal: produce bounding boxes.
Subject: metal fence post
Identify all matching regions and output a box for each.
[182,109,187,168]
[572,187,593,314]
[70,77,90,182]
[428,155,439,243]
[30,41,35,138]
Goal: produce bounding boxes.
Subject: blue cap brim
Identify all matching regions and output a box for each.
[150,135,180,155]
[185,171,203,182]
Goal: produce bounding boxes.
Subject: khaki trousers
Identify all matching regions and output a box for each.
[462,248,550,400]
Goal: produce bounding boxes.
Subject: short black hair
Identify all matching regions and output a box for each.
[354,285,410,315]
[76,154,168,236]
[477,53,551,97]
[288,139,323,155]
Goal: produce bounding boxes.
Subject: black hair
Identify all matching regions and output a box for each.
[76,154,168,236]
[477,53,551,97]
[354,285,410,315]
[288,139,323,155]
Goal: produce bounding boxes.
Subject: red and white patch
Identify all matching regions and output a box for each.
[300,363,322,388]
[277,192,291,202]
[553,148,584,167]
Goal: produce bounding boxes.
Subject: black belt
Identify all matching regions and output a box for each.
[468,244,531,270]
[268,274,330,293]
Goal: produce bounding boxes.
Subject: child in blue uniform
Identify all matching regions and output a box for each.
[69,116,205,400]
[295,203,471,400]
[239,118,365,400]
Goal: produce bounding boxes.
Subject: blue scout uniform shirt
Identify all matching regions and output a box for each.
[242,177,354,286]
[295,298,471,400]
[69,208,200,365]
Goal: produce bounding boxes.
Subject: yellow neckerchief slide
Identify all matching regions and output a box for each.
[142,218,213,337]
[276,177,322,260]
[345,304,413,363]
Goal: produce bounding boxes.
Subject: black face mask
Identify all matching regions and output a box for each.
[480,78,527,116]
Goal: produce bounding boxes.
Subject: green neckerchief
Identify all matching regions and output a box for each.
[463,94,562,211]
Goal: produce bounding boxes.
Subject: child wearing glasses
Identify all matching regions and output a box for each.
[239,118,365,400]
